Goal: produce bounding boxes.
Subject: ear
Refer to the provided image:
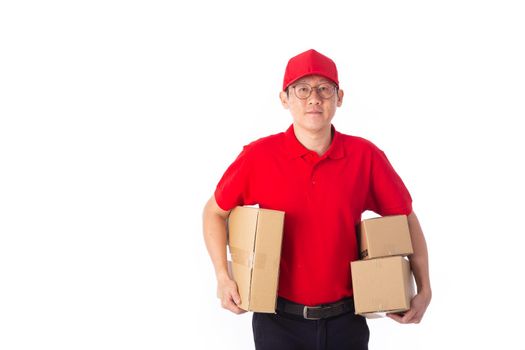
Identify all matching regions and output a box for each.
[279,91,289,109]
[336,89,344,107]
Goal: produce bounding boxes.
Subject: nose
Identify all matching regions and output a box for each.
[307,89,322,105]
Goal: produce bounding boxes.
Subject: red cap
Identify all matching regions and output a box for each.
[282,49,339,91]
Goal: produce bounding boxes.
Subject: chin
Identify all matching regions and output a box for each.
[299,122,331,133]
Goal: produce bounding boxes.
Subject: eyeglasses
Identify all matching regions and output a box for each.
[290,83,337,100]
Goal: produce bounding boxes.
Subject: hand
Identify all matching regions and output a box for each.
[217,277,246,315]
[387,290,431,324]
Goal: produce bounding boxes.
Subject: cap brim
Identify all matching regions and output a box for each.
[284,71,339,91]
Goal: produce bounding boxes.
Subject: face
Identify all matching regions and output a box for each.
[280,75,344,135]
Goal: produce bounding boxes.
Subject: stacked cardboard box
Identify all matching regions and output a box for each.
[351,215,416,317]
[227,206,285,313]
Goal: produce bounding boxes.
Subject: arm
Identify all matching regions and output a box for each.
[388,210,432,324]
[202,195,246,314]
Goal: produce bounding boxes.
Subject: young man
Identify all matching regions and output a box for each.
[203,49,431,350]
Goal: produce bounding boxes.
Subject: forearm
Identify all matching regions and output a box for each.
[203,196,231,282]
[407,211,432,297]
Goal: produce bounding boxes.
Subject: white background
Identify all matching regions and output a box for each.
[1,0,524,349]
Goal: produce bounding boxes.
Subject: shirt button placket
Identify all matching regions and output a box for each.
[311,163,319,186]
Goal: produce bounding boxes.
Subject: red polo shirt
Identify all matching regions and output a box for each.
[215,124,412,306]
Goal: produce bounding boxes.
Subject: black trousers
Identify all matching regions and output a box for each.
[252,309,369,350]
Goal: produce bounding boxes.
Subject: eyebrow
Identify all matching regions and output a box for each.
[296,78,331,84]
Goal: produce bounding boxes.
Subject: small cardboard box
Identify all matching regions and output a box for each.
[358,215,413,260]
[351,256,415,316]
[228,206,285,313]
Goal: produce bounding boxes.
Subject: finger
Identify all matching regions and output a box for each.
[401,309,416,323]
[387,313,404,323]
[406,311,422,324]
[226,301,246,314]
[221,295,245,314]
[231,289,242,306]
[232,307,247,315]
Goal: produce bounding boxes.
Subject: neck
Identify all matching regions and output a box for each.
[293,123,333,156]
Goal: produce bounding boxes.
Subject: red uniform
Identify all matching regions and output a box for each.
[215,124,412,306]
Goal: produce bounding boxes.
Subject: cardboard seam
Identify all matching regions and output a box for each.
[247,210,259,310]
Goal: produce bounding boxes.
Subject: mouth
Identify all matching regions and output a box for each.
[306,109,323,114]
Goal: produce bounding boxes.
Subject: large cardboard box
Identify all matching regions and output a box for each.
[228,206,285,313]
[351,256,415,316]
[358,215,413,260]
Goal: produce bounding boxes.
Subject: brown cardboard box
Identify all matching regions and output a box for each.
[358,215,413,260]
[351,256,415,316]
[228,206,285,313]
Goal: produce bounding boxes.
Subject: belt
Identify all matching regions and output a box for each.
[276,297,355,320]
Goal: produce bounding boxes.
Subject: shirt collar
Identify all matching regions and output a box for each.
[284,124,345,160]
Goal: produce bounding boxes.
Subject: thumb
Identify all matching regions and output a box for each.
[401,308,416,323]
[232,289,241,305]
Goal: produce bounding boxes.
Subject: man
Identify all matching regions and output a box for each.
[203,49,431,350]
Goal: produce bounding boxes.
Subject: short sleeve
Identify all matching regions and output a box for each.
[214,146,252,211]
[364,146,413,216]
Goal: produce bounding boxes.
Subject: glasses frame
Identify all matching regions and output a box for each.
[290,83,338,100]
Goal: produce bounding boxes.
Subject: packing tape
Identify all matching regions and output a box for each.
[229,246,267,269]
[254,254,266,270]
[230,246,255,269]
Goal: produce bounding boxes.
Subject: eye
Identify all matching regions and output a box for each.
[297,86,309,93]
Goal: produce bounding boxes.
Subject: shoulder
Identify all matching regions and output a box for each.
[337,131,382,154]
[243,131,286,155]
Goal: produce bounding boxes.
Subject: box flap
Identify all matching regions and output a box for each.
[250,209,285,313]
[228,207,259,311]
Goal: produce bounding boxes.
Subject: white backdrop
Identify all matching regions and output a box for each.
[1,1,524,349]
